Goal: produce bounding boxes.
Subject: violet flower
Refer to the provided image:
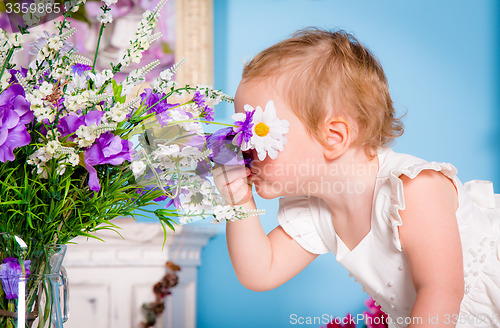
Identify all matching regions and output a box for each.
[153,193,168,202]
[58,114,84,141]
[9,68,28,84]
[231,108,254,148]
[133,170,170,202]
[0,85,33,163]
[84,132,134,191]
[0,13,11,31]
[83,110,105,126]
[0,257,31,299]
[58,110,104,142]
[195,158,212,180]
[156,107,192,127]
[205,127,245,166]
[201,105,214,122]
[165,181,189,210]
[192,91,206,108]
[71,63,92,76]
[140,88,179,115]
[133,186,168,202]
[140,88,180,127]
[29,31,73,56]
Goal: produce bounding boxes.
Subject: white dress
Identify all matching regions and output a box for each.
[278,148,500,328]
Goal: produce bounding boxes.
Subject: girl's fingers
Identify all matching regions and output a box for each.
[213,164,250,185]
[212,163,253,205]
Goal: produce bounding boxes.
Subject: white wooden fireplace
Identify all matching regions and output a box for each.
[63,218,218,328]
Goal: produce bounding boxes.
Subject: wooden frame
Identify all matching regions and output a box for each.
[6,0,214,87]
[175,0,214,87]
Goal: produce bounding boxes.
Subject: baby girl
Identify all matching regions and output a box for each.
[213,28,500,328]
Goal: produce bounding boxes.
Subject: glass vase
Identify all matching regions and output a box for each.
[0,244,69,328]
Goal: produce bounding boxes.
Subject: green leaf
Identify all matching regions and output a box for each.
[112,79,126,103]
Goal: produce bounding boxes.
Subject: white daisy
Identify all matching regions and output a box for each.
[247,100,289,161]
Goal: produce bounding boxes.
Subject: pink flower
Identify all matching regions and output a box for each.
[364,297,389,328]
[325,313,357,328]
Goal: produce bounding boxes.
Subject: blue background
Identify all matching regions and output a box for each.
[192,1,499,327]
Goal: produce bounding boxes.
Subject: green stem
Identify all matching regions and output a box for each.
[92,23,106,73]
[0,48,14,83]
[198,120,236,126]
[168,119,236,128]
[143,86,193,113]
[6,301,14,328]
[58,9,74,35]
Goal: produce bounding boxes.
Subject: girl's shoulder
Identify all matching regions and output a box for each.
[376,147,458,182]
[374,148,460,251]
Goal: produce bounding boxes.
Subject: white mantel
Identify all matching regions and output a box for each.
[63,218,218,328]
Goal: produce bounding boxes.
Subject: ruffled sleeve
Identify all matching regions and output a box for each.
[387,161,459,251]
[277,196,330,254]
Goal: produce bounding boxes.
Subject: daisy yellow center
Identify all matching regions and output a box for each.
[254,122,269,137]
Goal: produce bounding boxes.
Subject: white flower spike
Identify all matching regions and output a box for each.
[248,100,289,161]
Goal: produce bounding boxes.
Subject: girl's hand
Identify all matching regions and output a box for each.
[212,163,254,205]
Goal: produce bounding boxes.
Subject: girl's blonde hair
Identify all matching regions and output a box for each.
[242,28,404,156]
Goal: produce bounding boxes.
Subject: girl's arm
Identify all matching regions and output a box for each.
[399,170,464,328]
[213,163,318,292]
[227,198,318,291]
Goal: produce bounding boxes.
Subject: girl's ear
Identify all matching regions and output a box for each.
[322,117,351,160]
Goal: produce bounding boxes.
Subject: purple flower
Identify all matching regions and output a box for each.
[205,127,245,166]
[132,186,168,203]
[201,105,214,122]
[139,185,168,202]
[232,109,254,147]
[195,158,212,180]
[140,88,180,127]
[154,194,168,202]
[0,85,33,163]
[140,88,179,115]
[192,91,206,108]
[84,132,134,191]
[58,114,84,141]
[165,181,189,209]
[0,14,11,31]
[140,88,160,112]
[0,257,31,299]
[9,68,28,84]
[71,63,92,76]
[83,110,105,126]
[156,107,192,127]
[132,169,170,202]
[29,31,73,57]
[58,110,104,142]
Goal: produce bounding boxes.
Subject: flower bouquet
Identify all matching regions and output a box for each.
[0,0,276,326]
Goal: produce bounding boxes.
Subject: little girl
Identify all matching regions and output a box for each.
[213,28,500,328]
